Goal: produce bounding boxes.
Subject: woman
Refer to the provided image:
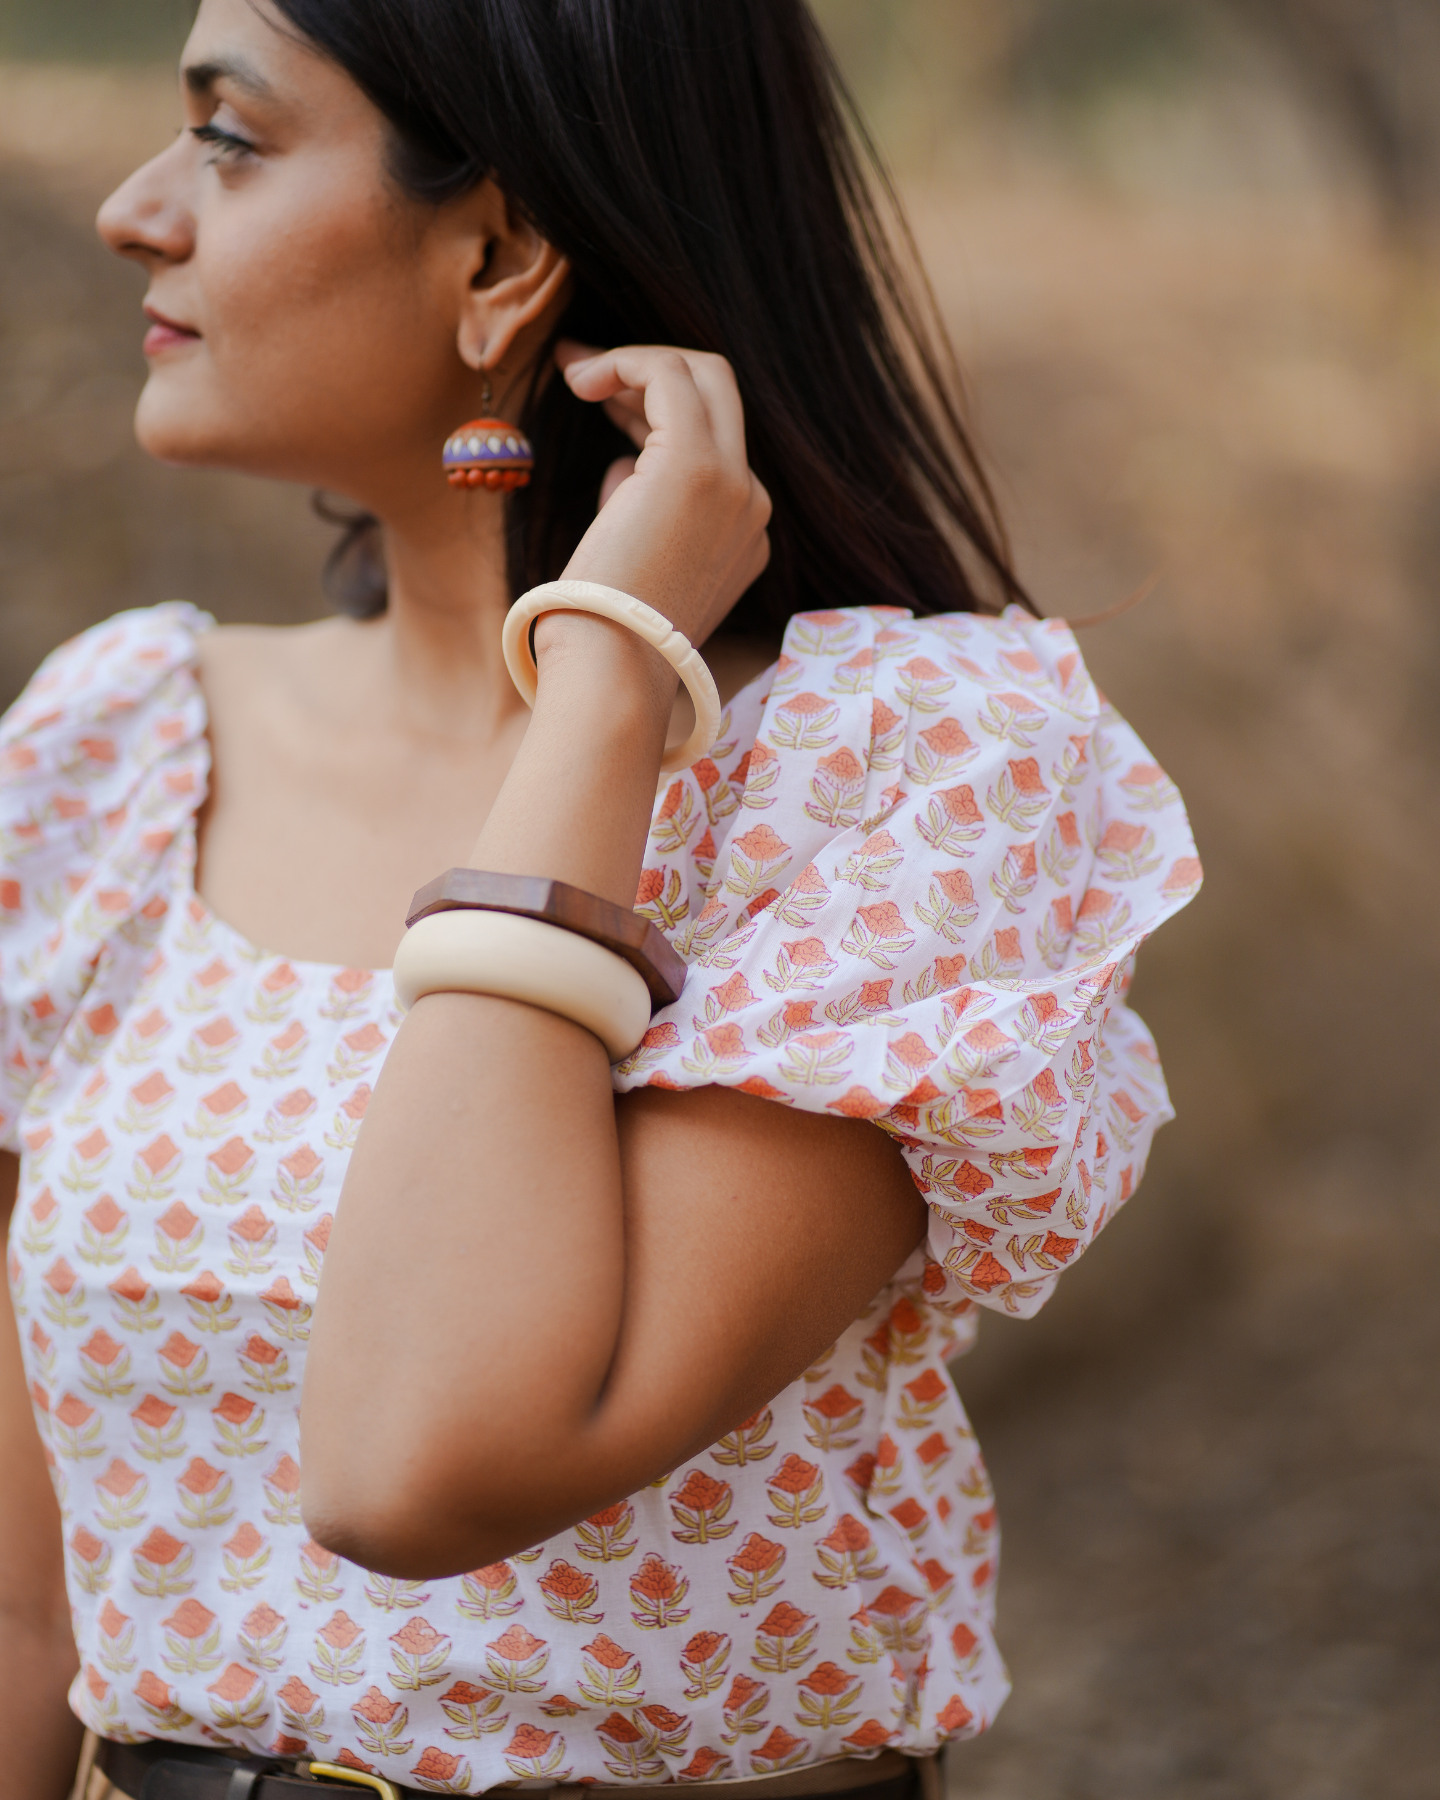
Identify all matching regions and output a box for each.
[0,0,1200,1796]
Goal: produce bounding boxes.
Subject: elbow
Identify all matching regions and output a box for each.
[299,1432,558,1579]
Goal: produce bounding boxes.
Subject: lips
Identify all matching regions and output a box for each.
[142,306,200,357]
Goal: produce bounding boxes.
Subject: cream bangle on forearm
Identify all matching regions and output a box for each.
[502,578,722,774]
[391,907,653,1062]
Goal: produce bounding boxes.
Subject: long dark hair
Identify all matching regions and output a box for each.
[276,0,1033,635]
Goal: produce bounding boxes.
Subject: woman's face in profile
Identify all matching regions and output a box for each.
[95,0,477,505]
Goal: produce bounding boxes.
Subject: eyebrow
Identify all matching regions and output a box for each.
[183,54,276,102]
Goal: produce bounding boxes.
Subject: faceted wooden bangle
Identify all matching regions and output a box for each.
[501,579,722,775]
[407,869,686,1009]
[392,909,653,1062]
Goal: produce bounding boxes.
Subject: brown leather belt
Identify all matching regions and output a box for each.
[95,1736,932,1800]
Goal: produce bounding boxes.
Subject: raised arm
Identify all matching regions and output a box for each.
[0,1149,85,1798]
[300,347,928,1576]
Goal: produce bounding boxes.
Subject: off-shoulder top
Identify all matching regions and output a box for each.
[1,601,1198,1791]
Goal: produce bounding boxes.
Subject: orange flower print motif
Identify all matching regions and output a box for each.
[679,1745,734,1781]
[134,1667,193,1733]
[95,1458,147,1533]
[916,782,986,856]
[390,1617,452,1691]
[201,1134,255,1208]
[160,1597,222,1676]
[211,1389,266,1458]
[576,1633,643,1708]
[351,1685,414,1759]
[437,1679,508,1739]
[175,1456,232,1530]
[96,1598,136,1677]
[721,1672,769,1744]
[768,690,839,752]
[277,1673,327,1744]
[221,1520,270,1592]
[840,900,915,971]
[538,1558,603,1624]
[751,1723,811,1774]
[709,1405,777,1467]
[131,1527,193,1600]
[934,1693,975,1736]
[796,1660,863,1731]
[457,1561,522,1621]
[723,823,793,903]
[905,716,977,786]
[865,1585,929,1657]
[765,1454,825,1528]
[629,1551,691,1630]
[262,1452,302,1527]
[680,1629,731,1700]
[238,1600,288,1672]
[597,1708,666,1780]
[266,1141,324,1215]
[803,1384,864,1452]
[320,966,373,1021]
[804,747,866,829]
[294,1536,343,1605]
[842,1719,896,1753]
[310,1610,365,1688]
[484,1624,549,1694]
[752,1601,818,1675]
[1161,854,1204,899]
[726,1533,785,1607]
[814,1514,888,1589]
[501,1723,564,1781]
[68,1525,112,1597]
[669,1468,737,1544]
[411,1745,473,1792]
[573,1498,637,1563]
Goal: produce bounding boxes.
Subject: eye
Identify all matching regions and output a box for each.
[190,122,256,165]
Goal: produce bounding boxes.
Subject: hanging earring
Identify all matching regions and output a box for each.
[443,370,534,491]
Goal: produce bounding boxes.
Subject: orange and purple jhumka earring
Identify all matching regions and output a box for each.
[443,372,534,492]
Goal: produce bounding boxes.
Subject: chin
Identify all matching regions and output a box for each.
[133,375,235,469]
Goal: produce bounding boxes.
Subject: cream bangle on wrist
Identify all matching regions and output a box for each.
[392,908,653,1062]
[502,579,722,774]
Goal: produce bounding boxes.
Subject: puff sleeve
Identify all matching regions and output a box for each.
[0,604,212,1154]
[614,604,1201,1318]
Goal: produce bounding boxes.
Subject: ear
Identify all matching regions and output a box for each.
[453,181,571,390]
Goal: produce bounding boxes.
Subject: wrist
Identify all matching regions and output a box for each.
[531,608,679,725]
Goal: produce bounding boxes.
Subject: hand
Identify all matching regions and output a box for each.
[554,341,772,649]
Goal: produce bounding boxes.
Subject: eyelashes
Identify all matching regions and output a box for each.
[190,122,256,164]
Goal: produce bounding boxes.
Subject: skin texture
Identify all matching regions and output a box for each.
[0,39,928,1773]
[0,1149,86,1800]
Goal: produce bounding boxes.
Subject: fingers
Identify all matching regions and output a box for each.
[560,342,748,469]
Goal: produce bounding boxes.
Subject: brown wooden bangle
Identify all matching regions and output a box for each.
[406,869,688,1009]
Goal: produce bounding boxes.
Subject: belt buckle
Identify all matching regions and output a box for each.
[308,1764,402,1800]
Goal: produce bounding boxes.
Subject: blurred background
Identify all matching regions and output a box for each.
[1,1,1436,1795]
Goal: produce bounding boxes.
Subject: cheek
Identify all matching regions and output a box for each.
[136,183,456,481]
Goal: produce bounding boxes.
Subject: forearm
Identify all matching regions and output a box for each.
[303,617,676,1567]
[0,1613,83,1800]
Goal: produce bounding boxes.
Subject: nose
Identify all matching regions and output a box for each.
[97,137,195,269]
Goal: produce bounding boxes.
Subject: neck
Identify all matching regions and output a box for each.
[366,481,530,742]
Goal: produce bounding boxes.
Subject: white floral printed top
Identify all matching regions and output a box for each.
[3,603,1197,1794]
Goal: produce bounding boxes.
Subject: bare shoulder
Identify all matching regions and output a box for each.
[197,616,356,687]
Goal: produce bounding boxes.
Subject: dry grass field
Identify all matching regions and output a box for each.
[0,49,1435,1800]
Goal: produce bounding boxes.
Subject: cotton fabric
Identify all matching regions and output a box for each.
[4,603,1197,1793]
